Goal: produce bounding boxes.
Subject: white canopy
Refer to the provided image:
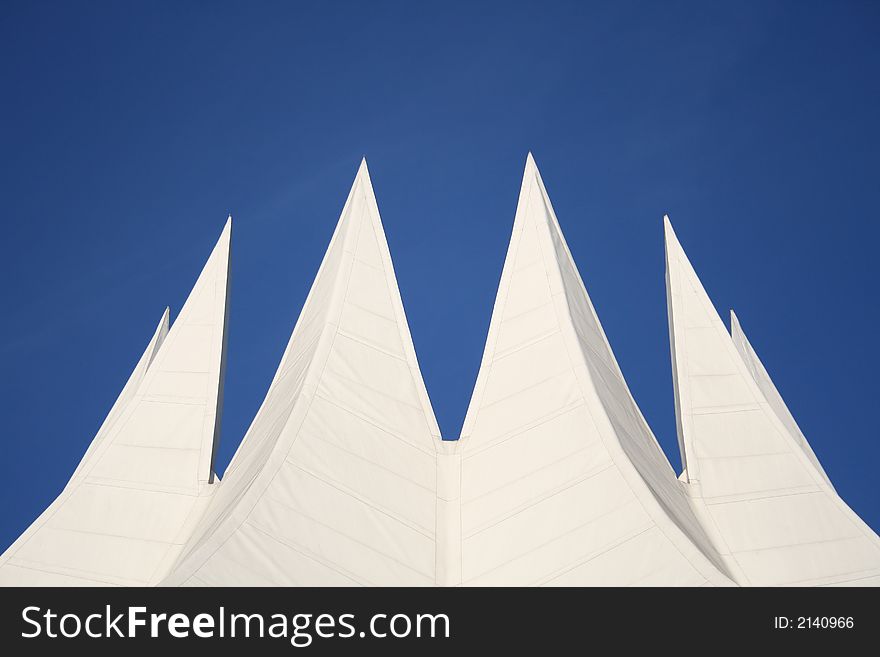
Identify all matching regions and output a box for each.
[0,220,231,585]
[4,158,877,587]
[729,310,833,488]
[665,217,880,586]
[455,155,732,586]
[162,161,442,586]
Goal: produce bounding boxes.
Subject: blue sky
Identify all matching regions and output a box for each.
[1,0,878,551]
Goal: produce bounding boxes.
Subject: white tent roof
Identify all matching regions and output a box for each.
[0,220,231,585]
[4,158,878,587]
[455,155,733,586]
[162,161,443,586]
[729,310,833,489]
[665,216,880,586]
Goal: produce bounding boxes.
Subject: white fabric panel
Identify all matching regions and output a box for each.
[729,310,833,488]
[7,157,874,588]
[162,160,442,587]
[71,308,170,479]
[457,155,733,586]
[0,310,168,587]
[0,221,231,586]
[664,217,880,586]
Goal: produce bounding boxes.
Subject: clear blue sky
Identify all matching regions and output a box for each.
[1,1,878,551]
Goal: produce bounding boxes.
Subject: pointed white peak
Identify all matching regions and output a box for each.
[0,307,172,587]
[164,160,441,587]
[666,221,880,585]
[663,214,692,282]
[69,307,170,482]
[0,225,231,586]
[252,157,437,431]
[663,214,705,479]
[160,305,171,333]
[665,215,793,487]
[143,219,231,486]
[729,310,833,488]
[456,157,732,586]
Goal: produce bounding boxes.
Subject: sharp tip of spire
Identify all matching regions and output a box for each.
[212,215,232,255]
[355,157,371,184]
[219,215,233,242]
[729,309,741,336]
[662,214,678,242]
[662,215,684,266]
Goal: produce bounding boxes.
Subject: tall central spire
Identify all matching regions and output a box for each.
[456,155,732,586]
[163,160,442,586]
